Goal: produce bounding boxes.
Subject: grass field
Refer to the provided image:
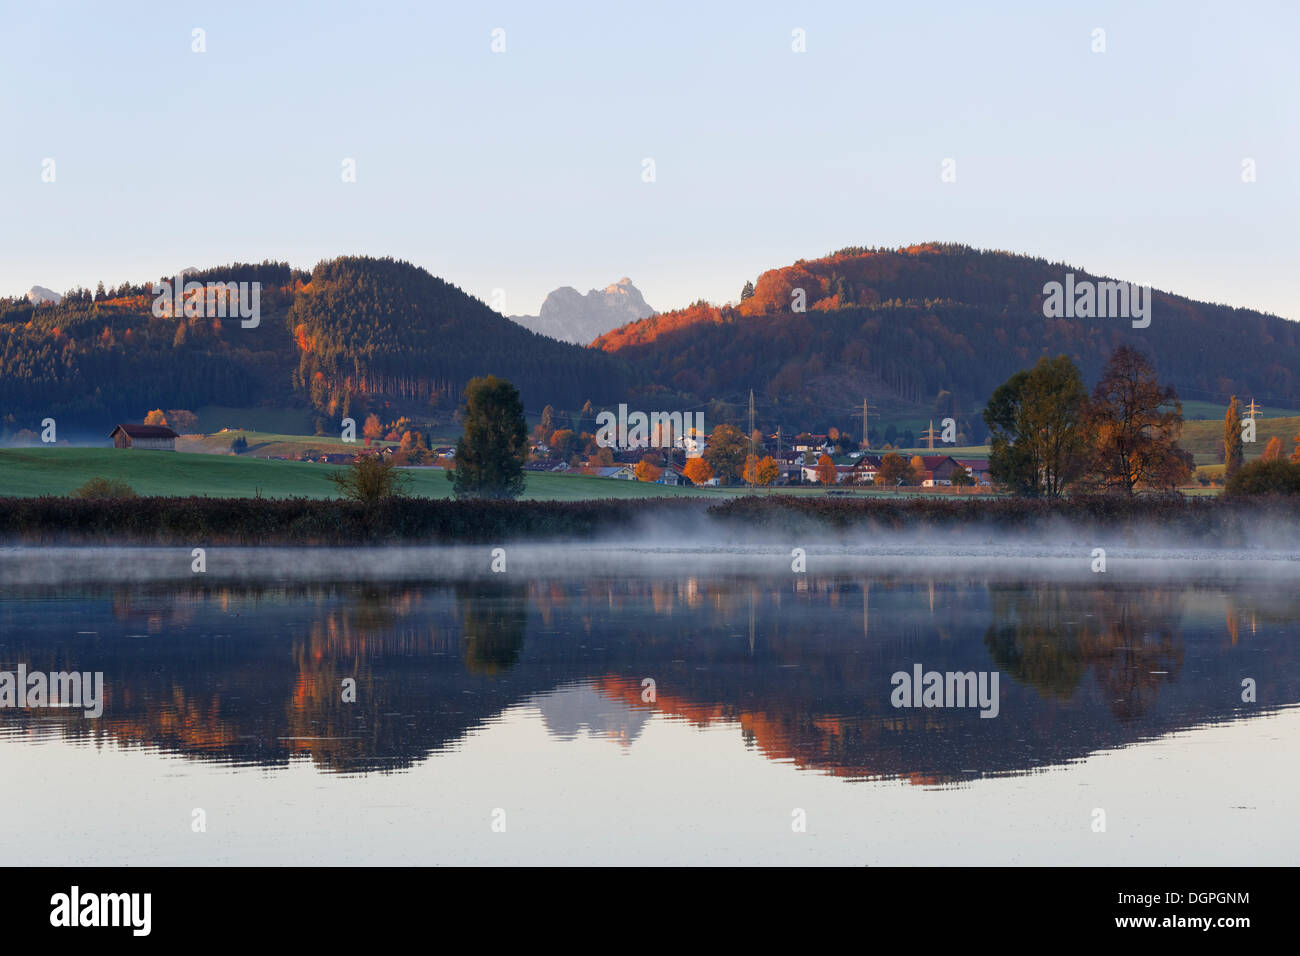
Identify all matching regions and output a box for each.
[0,448,1001,501]
[177,430,397,459]
[0,448,716,500]
[1181,416,1299,465]
[880,444,989,459]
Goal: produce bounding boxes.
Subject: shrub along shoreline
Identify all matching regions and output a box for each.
[1,493,1298,546]
[0,496,701,546]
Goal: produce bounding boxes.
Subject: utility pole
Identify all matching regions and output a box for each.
[1246,399,1260,420]
[748,389,756,490]
[921,419,939,451]
[664,417,674,477]
[855,398,877,450]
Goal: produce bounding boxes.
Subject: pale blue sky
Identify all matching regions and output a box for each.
[3,0,1297,319]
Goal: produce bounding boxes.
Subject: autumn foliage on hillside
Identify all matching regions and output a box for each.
[0,261,302,426]
[1,256,627,432]
[592,243,1300,421]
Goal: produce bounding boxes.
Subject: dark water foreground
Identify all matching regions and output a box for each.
[1,545,1296,865]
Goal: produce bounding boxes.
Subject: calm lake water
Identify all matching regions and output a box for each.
[1,545,1297,865]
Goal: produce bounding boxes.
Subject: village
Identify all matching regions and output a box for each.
[102,415,992,492]
[521,425,993,490]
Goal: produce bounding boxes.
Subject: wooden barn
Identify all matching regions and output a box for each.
[110,424,179,451]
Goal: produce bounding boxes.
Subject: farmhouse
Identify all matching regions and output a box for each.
[596,465,636,480]
[850,455,885,484]
[800,461,857,483]
[525,459,569,472]
[109,424,179,451]
[774,450,804,483]
[916,455,962,486]
[793,434,831,453]
[954,458,992,486]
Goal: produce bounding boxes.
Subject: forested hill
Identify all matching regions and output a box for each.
[1,256,627,435]
[593,243,1300,428]
[0,261,304,434]
[7,246,1298,440]
[288,257,627,419]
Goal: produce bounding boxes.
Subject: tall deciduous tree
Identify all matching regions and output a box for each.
[984,355,1089,497]
[815,453,838,485]
[449,375,529,499]
[703,423,749,484]
[909,455,927,484]
[634,459,662,482]
[743,454,780,486]
[331,453,409,503]
[875,452,910,487]
[1223,397,1244,478]
[1089,346,1188,494]
[682,456,714,485]
[165,409,198,434]
[548,428,576,459]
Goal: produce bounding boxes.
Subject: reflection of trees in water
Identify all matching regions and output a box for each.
[350,587,400,635]
[985,585,1183,719]
[8,577,1296,779]
[457,582,529,676]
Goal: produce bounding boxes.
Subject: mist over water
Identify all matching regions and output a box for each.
[3,532,1299,586]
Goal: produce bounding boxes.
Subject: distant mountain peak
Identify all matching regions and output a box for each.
[511,277,655,345]
[26,285,62,305]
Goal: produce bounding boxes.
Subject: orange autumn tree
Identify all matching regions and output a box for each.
[1089,346,1189,493]
[742,454,781,486]
[875,452,911,487]
[909,455,927,485]
[1262,436,1285,461]
[1292,428,1300,464]
[683,456,713,485]
[815,453,838,485]
[165,409,198,434]
[143,409,168,426]
[634,460,662,482]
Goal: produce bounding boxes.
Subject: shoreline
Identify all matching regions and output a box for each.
[0,493,1297,548]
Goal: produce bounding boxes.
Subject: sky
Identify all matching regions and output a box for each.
[2,0,1298,319]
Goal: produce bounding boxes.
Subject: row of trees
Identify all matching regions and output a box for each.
[985,346,1193,496]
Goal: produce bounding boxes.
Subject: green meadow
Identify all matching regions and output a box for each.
[0,448,712,500]
[0,448,986,501]
[1181,415,1300,465]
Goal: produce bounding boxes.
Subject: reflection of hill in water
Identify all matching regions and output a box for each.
[0,576,1296,782]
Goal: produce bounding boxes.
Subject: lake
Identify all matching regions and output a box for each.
[1,544,1296,865]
